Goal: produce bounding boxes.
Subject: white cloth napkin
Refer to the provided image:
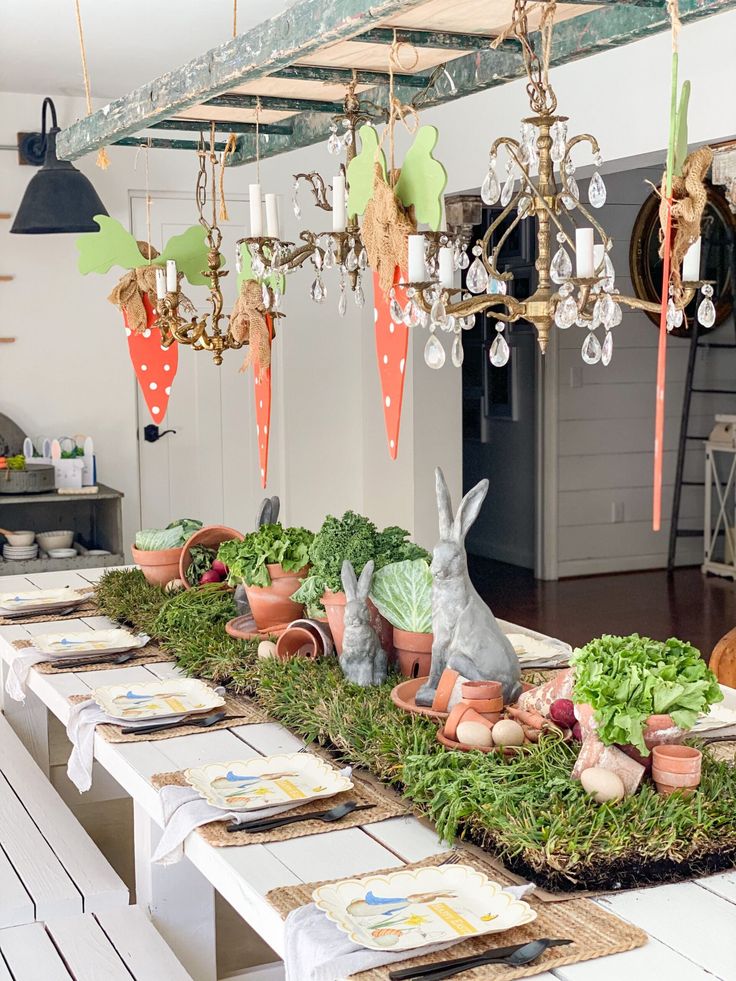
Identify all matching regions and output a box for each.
[4,646,46,701]
[66,698,186,793]
[151,764,354,865]
[282,883,535,981]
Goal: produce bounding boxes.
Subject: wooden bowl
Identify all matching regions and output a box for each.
[180,525,244,588]
[390,676,448,721]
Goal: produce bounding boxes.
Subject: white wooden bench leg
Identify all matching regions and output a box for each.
[0,666,50,776]
[134,802,217,981]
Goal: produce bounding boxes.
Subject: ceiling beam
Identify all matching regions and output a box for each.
[229,0,736,165]
[113,137,236,152]
[270,64,428,88]
[151,119,294,136]
[56,0,432,160]
[205,93,344,114]
[357,27,518,51]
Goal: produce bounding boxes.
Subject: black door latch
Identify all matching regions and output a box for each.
[143,424,177,443]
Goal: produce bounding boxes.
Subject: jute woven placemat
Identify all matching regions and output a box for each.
[68,692,267,742]
[0,588,98,625]
[12,638,174,673]
[266,851,647,981]
[150,770,409,846]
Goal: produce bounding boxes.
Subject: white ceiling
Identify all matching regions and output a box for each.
[1,0,299,100]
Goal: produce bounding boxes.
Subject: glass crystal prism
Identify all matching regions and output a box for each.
[466,257,489,294]
[345,250,359,273]
[355,283,365,307]
[550,246,572,284]
[489,332,510,367]
[698,297,716,328]
[588,171,607,208]
[487,277,507,295]
[327,132,341,155]
[500,172,515,207]
[601,329,613,366]
[424,333,446,369]
[481,169,501,205]
[562,176,579,211]
[581,331,602,365]
[430,297,448,327]
[666,298,683,332]
[390,294,404,324]
[338,287,347,317]
[451,335,464,367]
[311,276,325,303]
[261,283,271,309]
[555,296,578,329]
[292,195,301,219]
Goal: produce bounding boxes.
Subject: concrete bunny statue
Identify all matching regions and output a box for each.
[415,467,521,706]
[340,559,389,687]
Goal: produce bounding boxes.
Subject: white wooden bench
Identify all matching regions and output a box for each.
[0,906,192,980]
[0,712,128,927]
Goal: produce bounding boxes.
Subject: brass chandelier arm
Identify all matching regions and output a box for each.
[293,172,333,212]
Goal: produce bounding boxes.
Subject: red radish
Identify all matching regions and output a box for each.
[211,559,228,577]
[199,570,222,584]
[123,294,178,424]
[549,698,576,728]
[572,722,583,742]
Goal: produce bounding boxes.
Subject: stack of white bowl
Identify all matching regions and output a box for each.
[2,530,38,561]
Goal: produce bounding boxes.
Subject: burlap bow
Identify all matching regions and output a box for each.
[362,164,416,295]
[659,145,713,300]
[230,279,273,374]
[107,241,161,334]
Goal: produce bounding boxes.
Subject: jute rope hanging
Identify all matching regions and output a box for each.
[107,242,161,333]
[73,0,109,169]
[362,32,418,294]
[230,280,273,373]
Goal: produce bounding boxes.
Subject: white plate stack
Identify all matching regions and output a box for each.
[2,543,39,561]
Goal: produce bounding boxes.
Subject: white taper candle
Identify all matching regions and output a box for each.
[155,268,167,300]
[249,183,263,237]
[165,259,177,292]
[438,246,454,289]
[332,175,346,232]
[575,228,595,278]
[682,236,702,282]
[408,235,426,283]
[264,193,280,238]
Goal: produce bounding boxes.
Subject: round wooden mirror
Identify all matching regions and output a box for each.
[629,182,735,337]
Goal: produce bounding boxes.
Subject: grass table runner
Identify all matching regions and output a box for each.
[12,638,174,673]
[151,769,409,846]
[0,588,98,625]
[266,851,647,981]
[68,692,267,741]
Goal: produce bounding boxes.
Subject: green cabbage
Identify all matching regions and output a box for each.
[134,518,202,551]
[571,634,723,756]
[370,559,432,633]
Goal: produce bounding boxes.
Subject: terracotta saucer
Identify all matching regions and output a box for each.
[437,730,526,756]
[225,615,289,641]
[390,676,448,721]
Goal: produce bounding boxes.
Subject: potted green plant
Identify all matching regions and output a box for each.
[291,511,429,654]
[131,518,202,586]
[370,558,433,678]
[217,524,313,630]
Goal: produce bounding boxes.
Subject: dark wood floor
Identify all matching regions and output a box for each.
[469,556,736,660]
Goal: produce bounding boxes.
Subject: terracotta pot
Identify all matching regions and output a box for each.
[131,544,183,587]
[461,697,503,715]
[180,524,244,589]
[652,767,701,789]
[432,668,460,713]
[643,714,682,750]
[276,626,319,661]
[652,744,702,775]
[462,680,503,701]
[393,629,433,679]
[321,589,393,656]
[245,564,309,631]
[656,783,695,798]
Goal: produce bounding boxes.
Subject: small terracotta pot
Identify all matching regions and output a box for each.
[461,697,503,715]
[393,628,433,679]
[444,702,475,741]
[131,544,183,587]
[656,784,695,798]
[245,564,309,631]
[432,668,460,713]
[179,524,244,588]
[652,744,702,775]
[462,680,503,701]
[321,589,393,656]
[643,714,682,750]
[652,767,701,789]
[276,626,319,661]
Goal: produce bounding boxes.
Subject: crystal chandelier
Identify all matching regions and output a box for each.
[401,0,712,370]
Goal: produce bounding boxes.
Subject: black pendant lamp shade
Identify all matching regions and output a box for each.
[11,97,108,234]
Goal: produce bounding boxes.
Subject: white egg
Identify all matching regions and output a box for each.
[491,719,525,747]
[257,640,277,660]
[456,720,493,748]
[580,766,625,803]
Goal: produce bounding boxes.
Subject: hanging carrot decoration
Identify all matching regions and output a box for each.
[123,294,179,424]
[374,268,410,459]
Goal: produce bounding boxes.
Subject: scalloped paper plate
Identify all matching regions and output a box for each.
[312,863,536,952]
[0,588,88,616]
[33,628,149,658]
[92,678,225,721]
[184,753,353,812]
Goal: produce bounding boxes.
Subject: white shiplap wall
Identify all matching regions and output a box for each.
[556,167,736,576]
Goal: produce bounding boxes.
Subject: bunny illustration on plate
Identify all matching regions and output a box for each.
[415,468,521,707]
[340,559,389,687]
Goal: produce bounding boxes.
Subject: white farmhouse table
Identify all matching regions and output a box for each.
[1,568,735,981]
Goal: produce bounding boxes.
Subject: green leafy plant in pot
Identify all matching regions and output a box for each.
[217,524,313,631]
[370,558,433,678]
[291,511,430,655]
[131,519,202,586]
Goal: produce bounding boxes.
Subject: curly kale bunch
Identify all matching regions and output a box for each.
[291,511,429,618]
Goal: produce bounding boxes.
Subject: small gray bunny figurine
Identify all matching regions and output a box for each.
[415,467,521,706]
[340,559,388,687]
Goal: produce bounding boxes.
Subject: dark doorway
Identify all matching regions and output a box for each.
[462,204,538,570]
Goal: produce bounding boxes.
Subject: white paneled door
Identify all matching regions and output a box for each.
[130,190,266,534]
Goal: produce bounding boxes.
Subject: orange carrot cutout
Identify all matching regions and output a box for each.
[373,267,409,460]
[123,295,178,424]
[253,315,273,488]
